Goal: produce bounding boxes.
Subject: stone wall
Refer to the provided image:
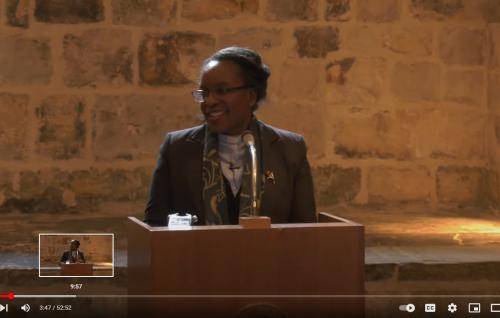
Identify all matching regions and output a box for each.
[0,0,499,215]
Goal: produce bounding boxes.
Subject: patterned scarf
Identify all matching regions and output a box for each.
[202,119,261,225]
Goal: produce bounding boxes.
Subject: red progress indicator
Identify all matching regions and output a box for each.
[0,292,14,300]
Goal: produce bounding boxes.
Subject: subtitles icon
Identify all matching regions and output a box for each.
[0,304,8,312]
[399,303,415,313]
[468,303,480,313]
[425,303,436,312]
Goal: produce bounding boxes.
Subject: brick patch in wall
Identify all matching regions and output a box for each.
[181,0,258,21]
[0,170,14,208]
[488,73,500,114]
[410,0,464,19]
[326,57,386,108]
[391,62,440,102]
[92,94,201,161]
[278,59,323,100]
[333,111,413,160]
[219,28,283,51]
[0,93,29,160]
[0,35,52,85]
[312,164,361,206]
[0,167,151,213]
[294,26,339,58]
[444,70,484,107]
[35,0,104,24]
[325,0,351,21]
[367,166,432,204]
[437,166,499,207]
[139,32,215,86]
[35,95,86,160]
[357,0,400,23]
[265,0,318,21]
[63,29,133,88]
[491,25,500,68]
[111,0,176,26]
[258,101,325,158]
[6,0,29,28]
[413,108,486,160]
[439,28,487,66]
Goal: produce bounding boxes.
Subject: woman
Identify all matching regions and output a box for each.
[145,47,316,225]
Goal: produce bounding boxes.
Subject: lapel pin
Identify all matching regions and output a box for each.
[264,170,275,184]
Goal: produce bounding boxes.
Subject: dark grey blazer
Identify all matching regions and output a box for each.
[145,120,317,226]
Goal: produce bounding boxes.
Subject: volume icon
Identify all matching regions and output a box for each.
[21,304,30,312]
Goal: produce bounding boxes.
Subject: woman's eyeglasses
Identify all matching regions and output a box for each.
[192,85,253,103]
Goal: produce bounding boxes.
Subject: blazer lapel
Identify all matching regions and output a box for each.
[257,121,281,217]
[186,125,205,224]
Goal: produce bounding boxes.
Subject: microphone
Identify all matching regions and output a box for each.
[242,131,258,216]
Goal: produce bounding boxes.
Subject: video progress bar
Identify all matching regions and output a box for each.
[9,294,500,299]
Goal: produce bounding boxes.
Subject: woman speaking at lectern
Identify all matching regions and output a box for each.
[145,47,316,226]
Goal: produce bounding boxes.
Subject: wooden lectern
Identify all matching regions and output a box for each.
[60,263,93,276]
[128,213,364,318]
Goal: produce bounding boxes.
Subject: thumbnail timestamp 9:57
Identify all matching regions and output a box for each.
[39,304,72,311]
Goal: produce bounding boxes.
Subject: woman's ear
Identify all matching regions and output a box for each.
[248,89,257,108]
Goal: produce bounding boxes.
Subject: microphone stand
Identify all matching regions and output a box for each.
[240,131,270,229]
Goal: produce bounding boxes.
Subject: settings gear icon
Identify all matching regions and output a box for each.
[448,303,458,313]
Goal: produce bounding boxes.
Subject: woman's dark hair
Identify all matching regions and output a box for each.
[202,46,271,110]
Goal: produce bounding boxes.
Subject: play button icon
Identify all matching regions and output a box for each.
[0,304,8,312]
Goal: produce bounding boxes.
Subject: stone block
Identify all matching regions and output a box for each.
[2,167,151,213]
[481,0,500,22]
[437,166,498,206]
[365,264,397,281]
[0,170,13,208]
[312,164,361,206]
[412,108,486,160]
[93,94,201,161]
[391,62,440,102]
[326,57,386,108]
[181,0,258,21]
[490,25,500,68]
[382,26,433,57]
[218,28,282,51]
[63,29,133,88]
[439,28,486,65]
[112,0,176,26]
[444,70,484,106]
[278,59,322,100]
[68,167,151,204]
[340,25,385,55]
[399,262,500,281]
[367,166,432,204]
[333,111,413,160]
[357,0,400,22]
[9,169,69,212]
[489,73,500,113]
[257,101,325,157]
[139,32,215,86]
[411,0,500,22]
[294,26,339,58]
[265,0,318,21]
[35,0,104,23]
[0,35,52,85]
[410,0,464,19]
[0,93,29,160]
[6,0,29,28]
[325,0,350,21]
[36,95,86,160]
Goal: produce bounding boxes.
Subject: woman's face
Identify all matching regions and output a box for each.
[199,60,256,135]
